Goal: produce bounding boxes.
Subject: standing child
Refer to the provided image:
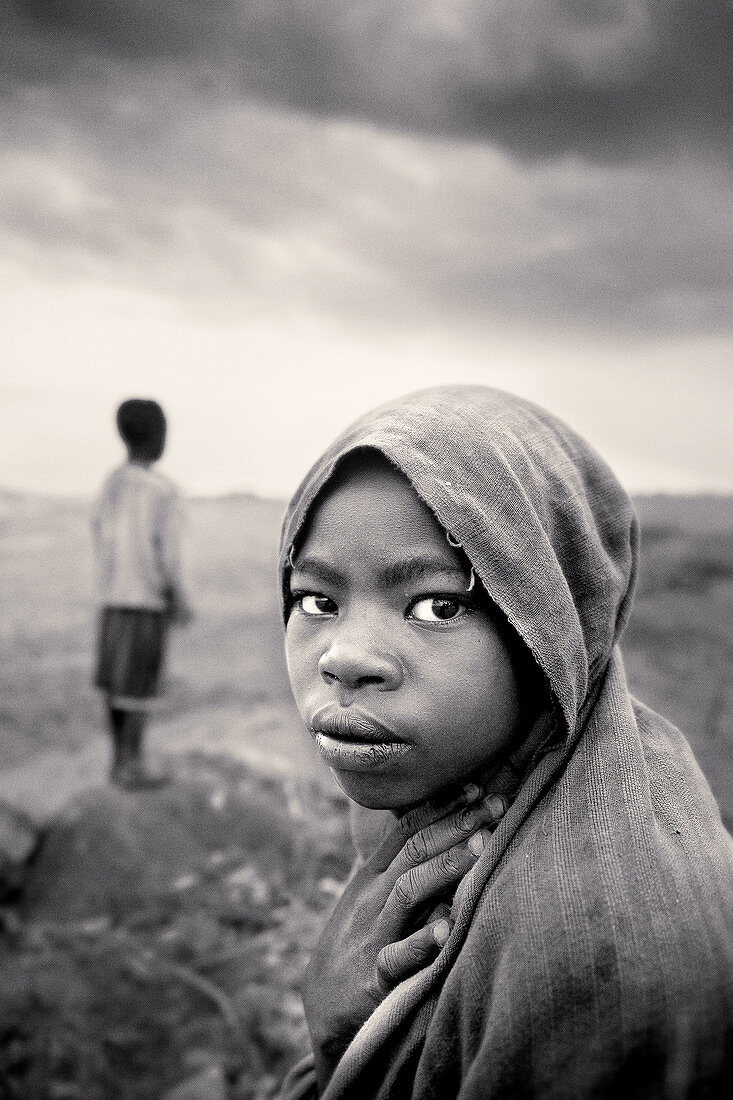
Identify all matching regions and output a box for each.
[92,398,193,790]
[278,385,733,1099]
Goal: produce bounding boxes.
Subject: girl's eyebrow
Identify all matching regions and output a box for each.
[382,557,467,588]
[292,554,466,589]
[290,556,347,587]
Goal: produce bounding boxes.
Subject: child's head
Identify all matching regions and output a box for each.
[280,386,638,811]
[116,398,166,463]
[285,449,540,810]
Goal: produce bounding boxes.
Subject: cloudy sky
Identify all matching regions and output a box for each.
[1,1,731,498]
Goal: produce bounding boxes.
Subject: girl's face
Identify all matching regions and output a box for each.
[285,454,527,811]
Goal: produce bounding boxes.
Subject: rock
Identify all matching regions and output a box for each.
[0,801,38,863]
[20,758,297,922]
[0,801,40,899]
[161,1064,226,1100]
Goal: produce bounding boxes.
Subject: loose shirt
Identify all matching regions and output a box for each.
[91,462,188,611]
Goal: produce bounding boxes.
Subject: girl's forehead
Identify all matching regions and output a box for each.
[296,452,461,568]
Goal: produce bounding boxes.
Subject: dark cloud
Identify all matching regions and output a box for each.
[3,1,732,161]
[2,81,730,341]
[452,1,733,161]
[10,0,216,57]
[0,2,730,345]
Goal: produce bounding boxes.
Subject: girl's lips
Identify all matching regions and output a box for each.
[311,732,411,771]
[309,707,410,771]
[309,706,404,744]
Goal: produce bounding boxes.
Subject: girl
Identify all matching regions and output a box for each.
[278,385,733,1098]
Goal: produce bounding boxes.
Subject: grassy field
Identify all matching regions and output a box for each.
[0,488,731,1096]
[625,494,733,825]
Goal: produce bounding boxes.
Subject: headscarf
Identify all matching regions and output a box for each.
[279,385,733,1099]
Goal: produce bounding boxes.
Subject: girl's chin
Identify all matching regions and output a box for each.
[330,767,448,812]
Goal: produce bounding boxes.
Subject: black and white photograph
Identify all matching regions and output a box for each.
[1,3,732,1097]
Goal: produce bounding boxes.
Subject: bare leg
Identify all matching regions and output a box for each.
[107,702,127,781]
[110,709,169,790]
[121,709,147,761]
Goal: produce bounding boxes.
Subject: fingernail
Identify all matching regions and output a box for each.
[483,794,506,818]
[468,830,488,856]
[463,783,481,803]
[433,919,451,946]
[458,805,479,829]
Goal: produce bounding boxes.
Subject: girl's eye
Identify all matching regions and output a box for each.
[298,593,337,617]
[409,596,467,623]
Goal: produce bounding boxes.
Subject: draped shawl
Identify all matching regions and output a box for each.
[278,385,733,1099]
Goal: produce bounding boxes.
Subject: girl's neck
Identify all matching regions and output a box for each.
[393,707,560,820]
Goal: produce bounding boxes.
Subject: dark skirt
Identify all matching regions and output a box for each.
[94,607,168,707]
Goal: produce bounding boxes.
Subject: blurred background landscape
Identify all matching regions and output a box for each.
[1,486,732,1096]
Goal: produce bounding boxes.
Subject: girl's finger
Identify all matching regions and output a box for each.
[375,905,453,991]
[390,793,509,876]
[397,782,482,838]
[383,839,484,929]
[367,782,483,871]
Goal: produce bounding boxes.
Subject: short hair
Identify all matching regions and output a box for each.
[116,399,166,449]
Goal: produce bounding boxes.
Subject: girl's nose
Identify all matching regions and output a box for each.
[318,638,403,692]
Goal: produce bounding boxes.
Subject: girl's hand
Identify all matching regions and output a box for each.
[302,786,508,1086]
